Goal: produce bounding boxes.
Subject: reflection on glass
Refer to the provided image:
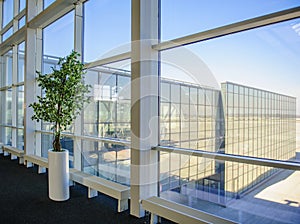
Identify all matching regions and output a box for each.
[41,134,52,157]
[159,80,296,208]
[17,86,24,127]
[161,0,300,41]
[17,129,24,150]
[82,140,130,186]
[43,11,74,58]
[18,42,25,82]
[160,157,300,223]
[4,127,12,145]
[1,89,13,125]
[223,82,296,197]
[2,27,13,42]
[19,0,26,12]
[83,67,131,141]
[43,0,55,9]
[83,0,130,62]
[1,51,13,87]
[3,0,14,28]
[18,16,26,29]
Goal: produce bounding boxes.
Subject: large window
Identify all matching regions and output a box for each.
[1,51,13,87]
[82,66,131,184]
[43,11,74,59]
[19,0,26,12]
[83,0,131,62]
[161,0,300,41]
[18,42,25,83]
[2,0,14,28]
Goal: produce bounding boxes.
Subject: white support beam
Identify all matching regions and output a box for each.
[0,27,26,55]
[84,52,131,69]
[130,0,160,218]
[23,0,43,155]
[13,0,19,18]
[153,6,300,51]
[0,57,3,142]
[24,27,37,155]
[73,2,83,170]
[154,146,300,171]
[11,45,18,148]
[74,2,83,56]
[35,27,43,156]
[27,0,88,30]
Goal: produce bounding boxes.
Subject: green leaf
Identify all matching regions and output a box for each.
[29,51,91,151]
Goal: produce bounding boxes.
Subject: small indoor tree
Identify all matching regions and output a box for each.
[29,51,90,151]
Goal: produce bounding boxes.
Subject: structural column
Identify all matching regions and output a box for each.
[73,2,84,170]
[24,0,43,155]
[130,0,160,217]
[11,0,19,148]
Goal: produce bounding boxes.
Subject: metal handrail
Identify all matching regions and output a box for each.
[153,145,300,171]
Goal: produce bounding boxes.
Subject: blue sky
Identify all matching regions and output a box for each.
[43,0,300,113]
[160,0,300,113]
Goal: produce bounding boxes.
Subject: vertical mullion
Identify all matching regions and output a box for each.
[130,0,159,218]
[74,2,83,170]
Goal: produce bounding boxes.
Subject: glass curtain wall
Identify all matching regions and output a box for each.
[0,51,13,145]
[0,47,25,149]
[82,67,131,185]
[2,0,13,28]
[1,0,26,42]
[222,82,296,198]
[159,79,225,204]
[159,0,299,210]
[41,10,74,158]
[81,0,131,185]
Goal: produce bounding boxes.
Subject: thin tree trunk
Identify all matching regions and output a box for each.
[53,122,61,151]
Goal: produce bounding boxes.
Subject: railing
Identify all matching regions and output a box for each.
[153,145,300,171]
[35,129,130,147]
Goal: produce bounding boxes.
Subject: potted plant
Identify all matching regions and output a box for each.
[29,51,90,201]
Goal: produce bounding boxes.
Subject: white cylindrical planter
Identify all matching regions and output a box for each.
[48,150,70,201]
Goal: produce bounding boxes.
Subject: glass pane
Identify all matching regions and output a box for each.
[43,11,74,58]
[160,47,224,152]
[160,153,300,223]
[18,42,25,83]
[2,27,13,42]
[41,134,52,157]
[19,0,26,12]
[17,86,24,127]
[17,129,24,150]
[0,90,11,126]
[4,127,12,145]
[187,18,300,116]
[44,0,55,9]
[18,16,26,29]
[83,0,131,62]
[83,65,131,141]
[3,0,14,28]
[1,51,13,87]
[82,140,130,185]
[161,0,300,41]
[5,89,12,125]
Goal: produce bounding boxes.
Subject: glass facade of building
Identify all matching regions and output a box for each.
[159,80,225,203]
[38,55,226,188]
[222,82,296,198]
[1,49,296,204]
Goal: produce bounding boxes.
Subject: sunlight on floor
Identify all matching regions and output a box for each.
[254,171,300,207]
